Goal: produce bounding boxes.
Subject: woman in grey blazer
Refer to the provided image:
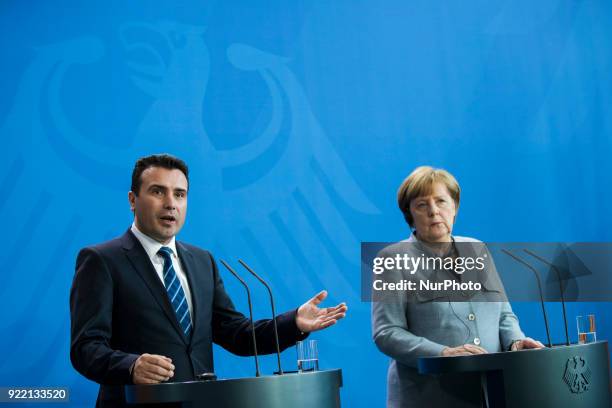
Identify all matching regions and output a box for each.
[371,166,543,408]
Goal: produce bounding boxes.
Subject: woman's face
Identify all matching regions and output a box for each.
[409,182,457,243]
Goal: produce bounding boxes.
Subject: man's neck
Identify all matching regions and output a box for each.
[131,222,174,246]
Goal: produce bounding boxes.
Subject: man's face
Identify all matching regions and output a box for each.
[128,167,188,244]
[409,182,457,243]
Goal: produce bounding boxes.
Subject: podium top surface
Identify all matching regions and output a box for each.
[418,341,608,375]
[125,369,343,405]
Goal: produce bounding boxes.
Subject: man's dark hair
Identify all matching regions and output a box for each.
[131,154,189,195]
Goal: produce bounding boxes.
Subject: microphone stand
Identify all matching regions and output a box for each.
[523,249,570,346]
[219,259,261,377]
[239,259,284,375]
[501,249,552,348]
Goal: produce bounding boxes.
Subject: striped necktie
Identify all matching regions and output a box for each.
[158,246,192,337]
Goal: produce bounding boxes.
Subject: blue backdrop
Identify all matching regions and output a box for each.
[2,1,611,406]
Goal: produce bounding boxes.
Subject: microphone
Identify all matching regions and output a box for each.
[238,259,283,375]
[501,249,552,348]
[219,259,261,377]
[523,249,570,346]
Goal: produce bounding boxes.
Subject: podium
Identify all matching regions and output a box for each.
[418,341,611,407]
[125,369,342,408]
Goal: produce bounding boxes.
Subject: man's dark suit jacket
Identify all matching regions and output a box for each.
[70,229,305,407]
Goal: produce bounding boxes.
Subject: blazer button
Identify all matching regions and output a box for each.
[468,313,475,321]
[473,337,481,346]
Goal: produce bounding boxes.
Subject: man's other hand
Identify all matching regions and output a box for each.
[132,353,175,384]
[296,290,347,333]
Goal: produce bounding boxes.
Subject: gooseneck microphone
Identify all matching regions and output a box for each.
[238,259,284,375]
[219,259,261,377]
[501,249,552,348]
[523,249,570,346]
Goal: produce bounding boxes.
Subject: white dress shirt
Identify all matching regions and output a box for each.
[130,223,193,322]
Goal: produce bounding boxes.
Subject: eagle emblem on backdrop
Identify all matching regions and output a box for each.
[0,20,379,376]
[118,21,379,303]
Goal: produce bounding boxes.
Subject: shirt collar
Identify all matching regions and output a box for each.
[131,222,177,260]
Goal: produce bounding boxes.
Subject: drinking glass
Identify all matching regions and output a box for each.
[296,339,319,372]
[576,314,597,344]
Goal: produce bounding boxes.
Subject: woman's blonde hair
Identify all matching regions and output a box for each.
[397,166,460,227]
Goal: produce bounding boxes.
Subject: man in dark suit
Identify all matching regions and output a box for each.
[70,154,347,407]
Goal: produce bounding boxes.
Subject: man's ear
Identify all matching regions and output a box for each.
[128,191,136,212]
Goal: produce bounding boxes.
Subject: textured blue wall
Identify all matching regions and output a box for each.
[1,1,611,406]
